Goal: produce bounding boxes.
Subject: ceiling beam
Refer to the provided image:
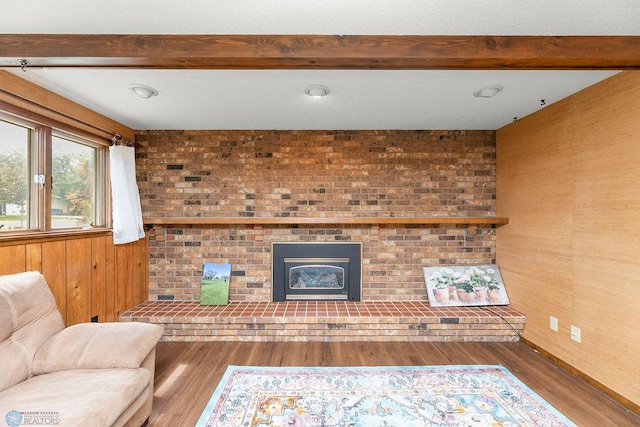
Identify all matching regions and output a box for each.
[0,34,639,70]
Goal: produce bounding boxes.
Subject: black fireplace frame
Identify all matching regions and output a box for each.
[272,242,362,302]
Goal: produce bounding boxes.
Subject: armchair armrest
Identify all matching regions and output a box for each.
[33,322,164,375]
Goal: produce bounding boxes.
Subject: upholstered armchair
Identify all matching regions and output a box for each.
[0,271,163,427]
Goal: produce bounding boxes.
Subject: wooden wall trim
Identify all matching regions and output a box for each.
[0,70,134,141]
[1,35,639,70]
[143,216,509,226]
[0,229,113,247]
[520,338,640,416]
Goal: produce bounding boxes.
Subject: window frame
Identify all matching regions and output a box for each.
[51,130,108,231]
[0,109,112,239]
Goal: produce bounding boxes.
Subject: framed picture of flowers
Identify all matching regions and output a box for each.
[423,264,510,307]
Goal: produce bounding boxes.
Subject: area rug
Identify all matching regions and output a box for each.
[195,365,576,427]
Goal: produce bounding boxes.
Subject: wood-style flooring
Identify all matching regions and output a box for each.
[149,341,640,426]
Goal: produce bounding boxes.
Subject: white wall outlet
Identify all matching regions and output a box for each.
[571,325,581,343]
[550,316,558,332]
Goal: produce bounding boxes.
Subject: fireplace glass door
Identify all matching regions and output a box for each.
[272,242,361,302]
[286,258,348,300]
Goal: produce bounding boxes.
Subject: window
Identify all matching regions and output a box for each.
[0,119,32,232]
[0,115,109,235]
[51,134,97,229]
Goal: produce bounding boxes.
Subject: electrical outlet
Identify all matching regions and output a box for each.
[570,325,581,343]
[549,316,558,332]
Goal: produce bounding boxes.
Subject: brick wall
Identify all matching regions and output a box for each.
[136,130,497,302]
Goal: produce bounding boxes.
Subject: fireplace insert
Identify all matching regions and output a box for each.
[272,242,362,302]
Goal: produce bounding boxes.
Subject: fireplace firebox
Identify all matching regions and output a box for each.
[272,242,361,302]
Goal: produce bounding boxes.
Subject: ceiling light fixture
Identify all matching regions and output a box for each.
[473,85,503,98]
[305,84,330,98]
[128,84,159,99]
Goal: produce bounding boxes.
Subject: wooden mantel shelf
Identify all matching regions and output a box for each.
[143,217,508,226]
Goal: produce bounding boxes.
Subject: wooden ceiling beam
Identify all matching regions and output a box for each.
[0,34,639,70]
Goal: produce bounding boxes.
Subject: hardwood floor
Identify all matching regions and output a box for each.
[149,341,639,426]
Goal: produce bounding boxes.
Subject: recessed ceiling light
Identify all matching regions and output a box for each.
[128,84,159,99]
[473,85,503,98]
[305,84,330,98]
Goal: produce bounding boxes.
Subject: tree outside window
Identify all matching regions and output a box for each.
[0,120,30,231]
[51,135,96,228]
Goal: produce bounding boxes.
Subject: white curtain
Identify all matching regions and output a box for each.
[109,145,145,245]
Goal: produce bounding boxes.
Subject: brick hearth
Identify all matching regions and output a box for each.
[120,301,525,342]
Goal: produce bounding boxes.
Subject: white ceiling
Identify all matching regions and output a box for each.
[2,0,639,36]
[7,69,620,130]
[2,1,637,131]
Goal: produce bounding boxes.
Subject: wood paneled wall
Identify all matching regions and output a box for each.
[0,71,143,325]
[0,233,148,325]
[496,71,640,408]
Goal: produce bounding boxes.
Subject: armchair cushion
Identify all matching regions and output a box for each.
[33,322,164,375]
[0,368,150,427]
[0,271,65,393]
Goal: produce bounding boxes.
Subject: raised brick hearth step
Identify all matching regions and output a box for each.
[120,301,525,343]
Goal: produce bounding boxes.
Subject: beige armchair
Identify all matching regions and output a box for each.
[0,271,163,427]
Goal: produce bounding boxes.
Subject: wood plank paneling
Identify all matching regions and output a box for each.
[91,236,107,322]
[25,243,42,271]
[115,243,134,319]
[65,239,92,325]
[104,236,117,322]
[0,234,148,326]
[133,235,148,306]
[496,71,640,408]
[0,245,25,274]
[41,240,67,323]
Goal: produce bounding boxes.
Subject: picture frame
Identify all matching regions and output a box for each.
[200,263,232,305]
[423,264,510,307]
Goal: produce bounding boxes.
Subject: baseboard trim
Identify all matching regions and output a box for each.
[520,337,639,416]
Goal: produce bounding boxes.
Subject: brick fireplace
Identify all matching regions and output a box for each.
[137,129,498,304]
[126,129,524,342]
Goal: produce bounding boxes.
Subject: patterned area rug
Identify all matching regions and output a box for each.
[196,365,576,427]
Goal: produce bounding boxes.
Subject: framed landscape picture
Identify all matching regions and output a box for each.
[423,264,510,307]
[200,263,232,305]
